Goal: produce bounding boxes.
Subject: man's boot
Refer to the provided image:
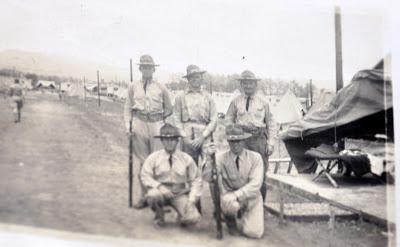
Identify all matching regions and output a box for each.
[225,215,238,235]
[133,198,148,209]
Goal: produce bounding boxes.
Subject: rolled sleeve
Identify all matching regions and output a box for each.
[172,94,187,137]
[202,97,218,138]
[225,98,237,126]
[161,85,173,119]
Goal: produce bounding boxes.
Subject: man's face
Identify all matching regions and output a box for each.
[241,80,257,96]
[139,65,155,79]
[228,140,244,156]
[161,137,179,153]
[187,73,202,89]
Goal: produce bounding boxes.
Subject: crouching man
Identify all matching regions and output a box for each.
[140,123,202,227]
[203,125,264,238]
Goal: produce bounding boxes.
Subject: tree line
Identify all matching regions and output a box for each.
[166,73,316,98]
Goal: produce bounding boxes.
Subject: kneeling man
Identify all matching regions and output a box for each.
[141,123,202,226]
[204,125,264,238]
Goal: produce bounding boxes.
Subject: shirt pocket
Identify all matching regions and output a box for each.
[253,105,265,119]
[150,91,164,110]
[154,163,170,178]
[173,165,187,183]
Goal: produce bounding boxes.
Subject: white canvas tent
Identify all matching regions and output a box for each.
[36,80,56,89]
[271,90,304,124]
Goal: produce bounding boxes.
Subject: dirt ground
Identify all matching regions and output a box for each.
[0,92,391,247]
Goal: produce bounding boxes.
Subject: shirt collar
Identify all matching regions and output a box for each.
[244,94,254,99]
[163,149,177,158]
[141,79,154,84]
[229,149,245,161]
[186,87,202,94]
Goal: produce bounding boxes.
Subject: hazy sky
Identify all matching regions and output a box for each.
[0,0,391,90]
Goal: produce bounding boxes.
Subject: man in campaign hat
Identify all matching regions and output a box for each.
[225,70,272,201]
[140,123,202,226]
[173,64,217,211]
[203,125,265,238]
[124,54,173,209]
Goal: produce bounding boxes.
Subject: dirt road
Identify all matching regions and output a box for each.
[0,92,389,247]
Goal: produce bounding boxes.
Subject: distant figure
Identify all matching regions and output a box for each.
[124,55,173,209]
[140,123,202,227]
[9,79,24,123]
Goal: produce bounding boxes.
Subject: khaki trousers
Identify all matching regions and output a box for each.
[132,118,164,204]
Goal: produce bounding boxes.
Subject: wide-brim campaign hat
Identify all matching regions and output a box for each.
[154,123,182,138]
[137,54,159,67]
[183,64,206,78]
[225,125,251,141]
[235,70,261,81]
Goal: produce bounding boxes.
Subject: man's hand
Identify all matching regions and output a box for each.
[192,135,205,149]
[222,193,240,215]
[204,143,216,156]
[158,185,174,200]
[267,143,274,156]
[224,192,237,205]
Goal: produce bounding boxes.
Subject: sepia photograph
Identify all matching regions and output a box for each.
[0,0,397,246]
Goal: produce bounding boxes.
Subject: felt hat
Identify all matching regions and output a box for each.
[183,64,206,78]
[137,54,159,67]
[225,125,251,141]
[154,123,182,138]
[236,70,261,81]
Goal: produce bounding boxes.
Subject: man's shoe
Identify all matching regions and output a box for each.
[154,217,166,227]
[133,199,148,209]
[225,216,238,235]
[227,225,238,236]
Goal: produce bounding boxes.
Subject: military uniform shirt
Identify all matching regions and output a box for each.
[173,89,217,138]
[141,149,202,202]
[205,149,264,202]
[124,80,173,130]
[225,93,270,128]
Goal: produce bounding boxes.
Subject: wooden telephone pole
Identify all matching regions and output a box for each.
[335,6,343,92]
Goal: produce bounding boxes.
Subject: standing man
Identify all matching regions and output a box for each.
[9,79,24,123]
[124,54,173,209]
[203,125,264,238]
[173,64,217,213]
[173,64,217,164]
[141,123,202,227]
[225,70,271,201]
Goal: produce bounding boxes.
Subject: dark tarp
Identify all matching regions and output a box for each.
[280,69,393,173]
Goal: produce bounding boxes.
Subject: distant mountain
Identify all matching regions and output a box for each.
[0,49,172,83]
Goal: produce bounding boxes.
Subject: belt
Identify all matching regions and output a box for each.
[133,111,164,122]
[238,125,265,135]
[182,119,209,125]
